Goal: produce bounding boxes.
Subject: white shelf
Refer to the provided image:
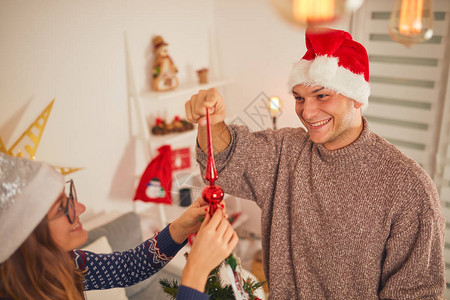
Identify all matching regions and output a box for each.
[126,31,234,229]
[141,78,232,101]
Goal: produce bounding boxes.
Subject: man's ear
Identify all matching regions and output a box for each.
[353,101,363,109]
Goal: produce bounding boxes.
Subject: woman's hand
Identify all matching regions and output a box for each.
[180,209,239,293]
[169,197,227,244]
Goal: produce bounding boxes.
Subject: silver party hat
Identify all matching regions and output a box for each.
[0,152,64,262]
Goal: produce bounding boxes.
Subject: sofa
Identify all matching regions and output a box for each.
[82,212,180,300]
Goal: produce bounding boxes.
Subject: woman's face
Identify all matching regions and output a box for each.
[47,191,88,251]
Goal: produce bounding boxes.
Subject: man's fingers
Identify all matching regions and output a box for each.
[185,100,195,123]
[187,94,206,122]
[187,88,224,126]
[187,100,203,123]
[190,103,202,122]
[198,116,207,126]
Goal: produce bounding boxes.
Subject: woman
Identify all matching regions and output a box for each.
[0,152,238,299]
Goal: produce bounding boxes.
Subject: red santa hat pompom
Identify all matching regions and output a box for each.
[288,28,370,110]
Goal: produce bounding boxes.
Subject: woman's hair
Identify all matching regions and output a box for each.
[0,216,85,300]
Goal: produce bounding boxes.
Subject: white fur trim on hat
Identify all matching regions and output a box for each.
[288,55,370,110]
[0,153,64,263]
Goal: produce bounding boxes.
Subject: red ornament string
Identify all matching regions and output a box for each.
[202,108,224,216]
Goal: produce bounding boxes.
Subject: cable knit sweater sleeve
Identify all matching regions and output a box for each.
[196,124,307,206]
[379,168,445,299]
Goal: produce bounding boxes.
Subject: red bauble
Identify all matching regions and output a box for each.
[202,184,224,216]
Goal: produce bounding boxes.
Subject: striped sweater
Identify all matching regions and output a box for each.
[73,225,208,300]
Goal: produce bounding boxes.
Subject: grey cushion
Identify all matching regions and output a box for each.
[85,212,142,251]
[82,212,155,299]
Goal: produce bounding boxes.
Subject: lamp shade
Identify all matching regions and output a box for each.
[271,0,364,27]
[388,0,434,47]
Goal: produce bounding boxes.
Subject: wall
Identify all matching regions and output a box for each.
[0,0,213,219]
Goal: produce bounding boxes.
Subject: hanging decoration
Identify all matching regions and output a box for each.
[270,0,364,27]
[133,145,173,205]
[388,0,434,47]
[202,108,224,216]
[0,99,82,175]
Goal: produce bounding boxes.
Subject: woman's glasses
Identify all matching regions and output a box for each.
[49,179,77,224]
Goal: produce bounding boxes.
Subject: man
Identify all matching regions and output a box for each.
[185,28,445,299]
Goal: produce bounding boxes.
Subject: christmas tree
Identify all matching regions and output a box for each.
[159,253,264,300]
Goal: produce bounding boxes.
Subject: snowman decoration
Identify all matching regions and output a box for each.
[151,35,179,91]
[145,178,166,199]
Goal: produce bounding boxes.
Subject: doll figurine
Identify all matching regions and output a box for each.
[151,35,179,91]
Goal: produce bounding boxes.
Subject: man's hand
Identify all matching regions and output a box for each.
[185,88,226,126]
[185,88,231,153]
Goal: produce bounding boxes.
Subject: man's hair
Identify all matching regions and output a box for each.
[0,216,85,300]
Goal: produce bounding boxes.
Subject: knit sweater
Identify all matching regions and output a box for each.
[73,225,208,300]
[196,118,445,299]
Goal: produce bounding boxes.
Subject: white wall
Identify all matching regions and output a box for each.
[0,0,213,219]
[0,0,353,226]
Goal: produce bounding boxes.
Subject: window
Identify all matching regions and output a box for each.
[352,0,450,296]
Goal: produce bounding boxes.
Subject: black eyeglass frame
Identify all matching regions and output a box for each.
[49,179,77,224]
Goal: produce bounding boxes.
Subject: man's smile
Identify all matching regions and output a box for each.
[307,118,332,128]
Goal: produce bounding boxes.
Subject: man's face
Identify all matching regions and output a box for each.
[292,84,363,150]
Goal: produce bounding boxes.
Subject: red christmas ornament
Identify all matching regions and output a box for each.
[202,108,224,216]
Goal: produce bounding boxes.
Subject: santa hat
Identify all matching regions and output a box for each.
[288,28,370,110]
[0,152,64,263]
